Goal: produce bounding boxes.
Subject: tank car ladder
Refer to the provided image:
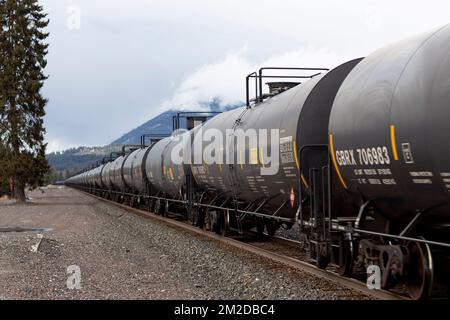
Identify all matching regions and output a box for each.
[297,144,355,272]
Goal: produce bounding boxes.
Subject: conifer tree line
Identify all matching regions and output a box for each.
[0,0,49,201]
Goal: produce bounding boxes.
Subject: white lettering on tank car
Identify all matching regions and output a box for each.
[441,172,450,177]
[412,179,433,184]
[377,168,392,175]
[382,179,397,185]
[364,169,377,175]
[336,150,357,166]
[443,179,450,183]
[357,147,390,166]
[368,179,382,185]
[336,146,390,166]
[410,172,433,177]
[280,136,294,164]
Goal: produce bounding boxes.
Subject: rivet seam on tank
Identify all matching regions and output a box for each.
[390,125,399,161]
[329,134,348,190]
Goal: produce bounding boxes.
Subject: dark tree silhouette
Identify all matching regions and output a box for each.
[0,0,49,201]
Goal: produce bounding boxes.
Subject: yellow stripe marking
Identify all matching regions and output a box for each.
[259,147,266,168]
[240,150,244,170]
[293,141,300,169]
[250,148,259,165]
[390,125,399,161]
[293,140,309,188]
[300,174,309,189]
[329,134,348,190]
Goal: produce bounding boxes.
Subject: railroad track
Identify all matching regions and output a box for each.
[80,189,408,300]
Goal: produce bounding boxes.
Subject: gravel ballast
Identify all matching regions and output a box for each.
[0,186,370,300]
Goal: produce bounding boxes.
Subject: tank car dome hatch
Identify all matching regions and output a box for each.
[266,82,301,96]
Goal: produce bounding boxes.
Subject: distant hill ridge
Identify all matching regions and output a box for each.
[111,100,241,145]
[110,110,174,146]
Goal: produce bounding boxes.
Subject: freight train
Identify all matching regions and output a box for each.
[66,25,450,300]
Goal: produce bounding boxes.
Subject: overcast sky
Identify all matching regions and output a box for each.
[40,0,450,152]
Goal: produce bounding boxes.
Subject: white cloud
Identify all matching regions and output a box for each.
[160,49,251,111]
[160,45,352,111]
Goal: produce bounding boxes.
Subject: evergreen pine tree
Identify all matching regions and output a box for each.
[0,0,49,202]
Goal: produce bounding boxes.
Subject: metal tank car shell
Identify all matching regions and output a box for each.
[329,25,450,225]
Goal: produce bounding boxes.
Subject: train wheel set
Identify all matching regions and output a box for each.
[67,25,450,300]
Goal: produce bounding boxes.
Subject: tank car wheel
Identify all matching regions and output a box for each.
[265,220,277,238]
[336,239,354,277]
[256,220,265,238]
[311,241,329,269]
[406,239,434,300]
[154,199,163,215]
[195,207,210,231]
[217,210,230,237]
[202,209,212,232]
[317,255,330,270]
[135,197,142,208]
[147,199,155,213]
[189,207,200,227]
[162,200,169,217]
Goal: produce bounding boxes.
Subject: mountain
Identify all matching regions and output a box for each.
[46,145,119,178]
[111,110,174,145]
[46,100,243,179]
[111,100,242,145]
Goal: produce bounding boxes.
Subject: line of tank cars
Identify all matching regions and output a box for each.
[66,26,450,299]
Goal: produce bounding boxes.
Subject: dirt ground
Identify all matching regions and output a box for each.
[0,186,367,300]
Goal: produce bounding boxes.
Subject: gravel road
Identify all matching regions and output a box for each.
[0,186,371,300]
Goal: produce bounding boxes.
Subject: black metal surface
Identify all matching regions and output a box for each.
[329,25,450,223]
[191,61,359,220]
